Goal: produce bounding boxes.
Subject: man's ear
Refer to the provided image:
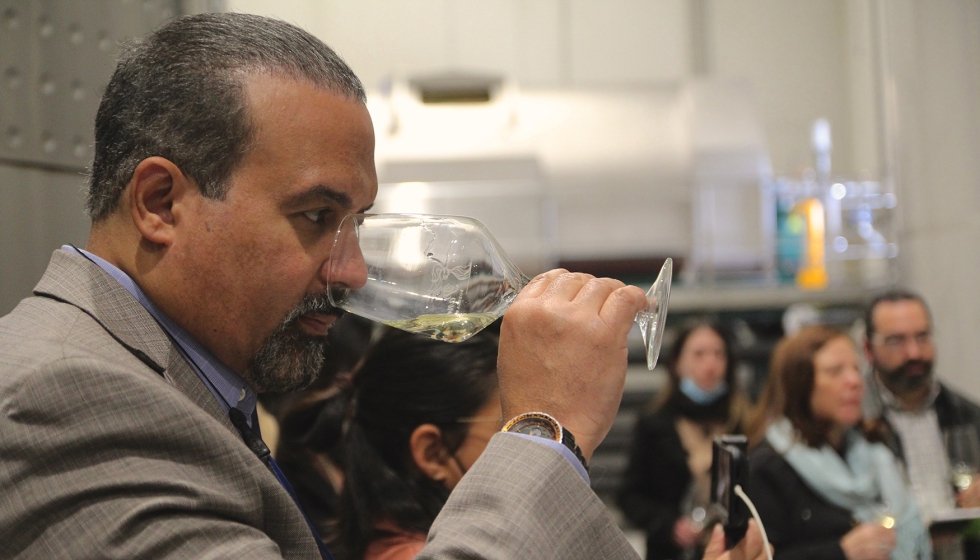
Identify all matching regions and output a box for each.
[409,424,455,483]
[128,156,191,246]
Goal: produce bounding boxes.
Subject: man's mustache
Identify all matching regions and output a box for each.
[880,358,933,393]
[897,359,931,374]
[281,292,345,327]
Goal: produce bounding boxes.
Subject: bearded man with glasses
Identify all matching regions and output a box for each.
[862,290,980,559]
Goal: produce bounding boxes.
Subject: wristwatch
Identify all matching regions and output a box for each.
[502,412,589,473]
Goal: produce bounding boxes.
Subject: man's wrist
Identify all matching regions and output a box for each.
[502,412,589,473]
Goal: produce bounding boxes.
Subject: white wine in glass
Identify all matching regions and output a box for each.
[327,214,672,370]
[951,467,974,494]
[946,425,980,495]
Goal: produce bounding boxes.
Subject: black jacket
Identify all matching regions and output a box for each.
[617,393,740,560]
[747,441,854,560]
[863,375,980,463]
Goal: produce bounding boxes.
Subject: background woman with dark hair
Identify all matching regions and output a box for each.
[272,314,376,542]
[325,327,501,560]
[745,326,929,560]
[618,321,750,560]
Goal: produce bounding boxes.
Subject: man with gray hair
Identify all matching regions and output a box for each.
[0,12,767,560]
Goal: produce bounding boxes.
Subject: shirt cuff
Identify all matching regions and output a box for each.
[500,432,591,484]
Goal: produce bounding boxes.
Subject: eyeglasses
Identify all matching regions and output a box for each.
[873,331,932,350]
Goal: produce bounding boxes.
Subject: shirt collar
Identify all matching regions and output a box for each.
[66,245,257,424]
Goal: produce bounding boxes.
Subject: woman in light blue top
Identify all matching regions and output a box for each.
[746,326,930,560]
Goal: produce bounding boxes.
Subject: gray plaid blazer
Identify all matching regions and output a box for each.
[0,249,637,559]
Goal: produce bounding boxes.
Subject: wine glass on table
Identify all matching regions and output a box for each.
[326,214,673,370]
[946,425,980,497]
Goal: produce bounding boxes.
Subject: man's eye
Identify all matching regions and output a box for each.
[303,209,329,223]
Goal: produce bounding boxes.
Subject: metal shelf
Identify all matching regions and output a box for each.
[666,283,876,312]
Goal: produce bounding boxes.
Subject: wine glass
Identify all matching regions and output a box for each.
[945,425,980,495]
[679,478,713,557]
[870,503,896,529]
[326,213,672,370]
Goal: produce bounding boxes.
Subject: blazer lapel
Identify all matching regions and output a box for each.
[32,249,235,433]
[34,250,171,366]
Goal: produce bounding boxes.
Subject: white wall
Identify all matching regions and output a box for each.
[882,0,980,401]
[228,0,692,89]
[708,0,856,176]
[227,0,865,174]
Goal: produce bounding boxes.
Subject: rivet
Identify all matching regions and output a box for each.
[41,132,57,154]
[38,16,53,39]
[4,67,22,90]
[7,126,23,149]
[40,74,56,96]
[3,7,19,30]
[97,31,112,52]
[73,137,87,159]
[71,79,85,101]
[69,23,84,45]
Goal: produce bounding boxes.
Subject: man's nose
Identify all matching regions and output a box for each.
[904,338,925,359]
[326,251,368,291]
[323,224,368,291]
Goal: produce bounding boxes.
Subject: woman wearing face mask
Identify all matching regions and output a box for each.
[325,327,501,560]
[618,321,750,560]
[745,326,930,560]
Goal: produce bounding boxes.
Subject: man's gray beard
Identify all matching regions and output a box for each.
[876,358,934,395]
[247,294,339,393]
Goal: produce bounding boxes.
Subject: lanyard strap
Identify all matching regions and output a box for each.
[229,409,335,560]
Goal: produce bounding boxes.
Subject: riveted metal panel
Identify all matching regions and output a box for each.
[0,0,179,171]
[0,0,185,313]
[0,165,90,314]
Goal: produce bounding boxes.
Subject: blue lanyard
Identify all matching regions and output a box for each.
[229,409,335,560]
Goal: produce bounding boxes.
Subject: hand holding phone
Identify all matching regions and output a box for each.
[710,435,750,549]
[703,520,773,560]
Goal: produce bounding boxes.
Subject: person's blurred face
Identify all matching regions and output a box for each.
[867,300,935,395]
[446,393,503,490]
[810,336,864,430]
[675,326,728,392]
[173,73,377,392]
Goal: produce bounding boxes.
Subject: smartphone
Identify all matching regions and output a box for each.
[710,435,750,549]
